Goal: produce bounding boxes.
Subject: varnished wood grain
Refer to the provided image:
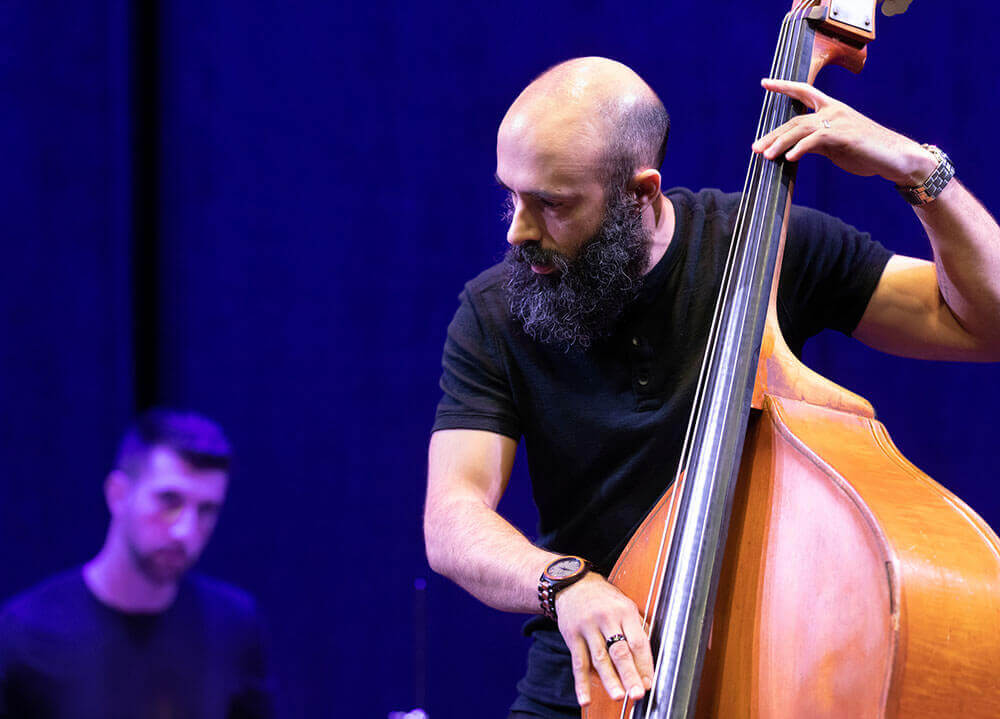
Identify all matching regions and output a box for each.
[587,395,1000,718]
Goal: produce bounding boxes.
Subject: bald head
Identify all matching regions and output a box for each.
[500,57,669,187]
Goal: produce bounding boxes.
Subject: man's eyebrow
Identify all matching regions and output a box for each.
[493,174,571,202]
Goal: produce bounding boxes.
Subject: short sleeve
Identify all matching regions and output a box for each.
[777,205,894,353]
[432,286,521,439]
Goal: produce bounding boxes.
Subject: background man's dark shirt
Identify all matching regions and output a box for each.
[0,569,273,719]
[432,187,893,715]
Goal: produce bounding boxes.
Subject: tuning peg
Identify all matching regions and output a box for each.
[882,0,913,16]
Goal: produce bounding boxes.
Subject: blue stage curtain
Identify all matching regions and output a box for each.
[4,2,999,716]
[0,1,134,589]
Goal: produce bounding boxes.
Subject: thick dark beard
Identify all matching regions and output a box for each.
[504,190,651,351]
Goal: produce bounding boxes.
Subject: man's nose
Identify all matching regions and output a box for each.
[168,506,200,545]
[507,201,542,246]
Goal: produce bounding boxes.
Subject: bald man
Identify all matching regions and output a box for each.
[424,57,1000,717]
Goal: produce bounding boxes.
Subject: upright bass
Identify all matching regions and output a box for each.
[585,1,1000,717]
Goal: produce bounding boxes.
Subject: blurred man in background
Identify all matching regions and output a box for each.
[0,409,274,718]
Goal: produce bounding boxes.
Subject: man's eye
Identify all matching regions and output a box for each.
[157,491,183,510]
[539,198,560,209]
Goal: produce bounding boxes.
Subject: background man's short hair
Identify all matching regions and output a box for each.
[115,408,232,477]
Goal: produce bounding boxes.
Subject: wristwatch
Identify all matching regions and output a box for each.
[538,556,590,621]
[896,144,955,206]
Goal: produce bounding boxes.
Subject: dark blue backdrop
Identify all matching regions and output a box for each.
[2,2,998,717]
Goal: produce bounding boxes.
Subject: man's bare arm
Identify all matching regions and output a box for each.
[852,183,1000,361]
[424,428,654,706]
[424,428,550,612]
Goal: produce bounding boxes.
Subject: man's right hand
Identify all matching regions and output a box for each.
[426,430,656,707]
[555,573,654,707]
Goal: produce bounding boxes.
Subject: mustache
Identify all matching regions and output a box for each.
[153,545,190,561]
[509,242,570,272]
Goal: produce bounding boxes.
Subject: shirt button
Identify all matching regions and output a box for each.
[637,375,649,386]
[631,336,640,347]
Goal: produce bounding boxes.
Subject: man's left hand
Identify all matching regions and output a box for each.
[753,78,935,187]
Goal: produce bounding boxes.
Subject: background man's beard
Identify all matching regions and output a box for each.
[504,191,651,351]
[130,543,192,585]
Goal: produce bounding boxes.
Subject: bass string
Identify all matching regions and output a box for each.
[632,6,791,648]
[638,0,805,639]
[631,3,816,717]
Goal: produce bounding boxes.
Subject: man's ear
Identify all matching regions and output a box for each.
[104,470,131,516]
[630,169,662,207]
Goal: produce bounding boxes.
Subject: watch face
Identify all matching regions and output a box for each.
[547,557,583,579]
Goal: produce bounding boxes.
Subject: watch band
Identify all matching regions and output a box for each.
[896,144,955,206]
[538,556,590,622]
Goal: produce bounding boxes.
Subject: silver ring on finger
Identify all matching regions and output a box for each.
[605,633,627,650]
[821,118,831,129]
